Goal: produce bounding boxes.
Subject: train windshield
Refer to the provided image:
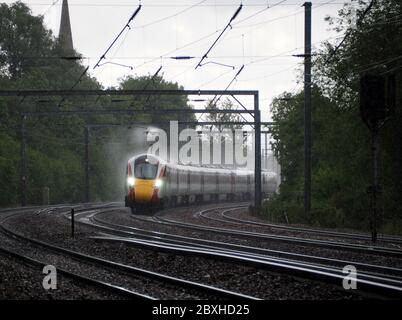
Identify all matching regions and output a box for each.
[134,155,159,180]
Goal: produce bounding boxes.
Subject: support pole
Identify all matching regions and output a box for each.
[264,132,268,170]
[21,115,27,207]
[71,208,75,239]
[232,129,236,169]
[85,126,90,203]
[370,126,380,242]
[304,2,312,218]
[42,187,50,205]
[254,93,262,214]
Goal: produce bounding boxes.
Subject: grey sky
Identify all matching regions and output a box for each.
[4,1,351,122]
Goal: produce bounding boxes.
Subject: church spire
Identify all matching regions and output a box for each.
[59,0,74,53]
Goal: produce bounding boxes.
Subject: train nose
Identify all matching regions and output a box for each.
[134,179,155,202]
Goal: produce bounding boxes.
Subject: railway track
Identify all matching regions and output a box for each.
[0,246,153,300]
[91,209,402,276]
[150,205,402,258]
[68,206,402,298]
[3,203,402,299]
[0,206,258,300]
[212,206,402,245]
[0,206,153,300]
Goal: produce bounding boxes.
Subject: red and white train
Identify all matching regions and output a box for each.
[125,153,278,213]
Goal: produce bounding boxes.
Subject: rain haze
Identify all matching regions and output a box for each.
[1,0,402,304]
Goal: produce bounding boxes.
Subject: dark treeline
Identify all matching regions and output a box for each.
[266,0,402,234]
[0,2,194,206]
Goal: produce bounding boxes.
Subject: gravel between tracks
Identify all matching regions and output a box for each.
[0,220,211,300]
[0,251,125,300]
[161,205,402,248]
[0,207,372,300]
[94,206,402,271]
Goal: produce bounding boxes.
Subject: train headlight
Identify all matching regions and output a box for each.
[154,179,163,188]
[127,177,135,187]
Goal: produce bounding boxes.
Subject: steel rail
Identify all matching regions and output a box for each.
[5,204,402,298]
[199,207,402,244]
[0,210,258,300]
[219,207,402,244]
[89,210,402,279]
[91,233,402,286]
[0,203,80,214]
[89,235,402,298]
[55,207,402,298]
[90,231,402,287]
[85,210,402,285]
[66,206,402,297]
[154,206,402,258]
[0,246,154,300]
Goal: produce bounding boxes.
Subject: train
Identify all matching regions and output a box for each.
[124,153,278,213]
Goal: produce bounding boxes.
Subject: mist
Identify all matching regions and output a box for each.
[100,125,150,201]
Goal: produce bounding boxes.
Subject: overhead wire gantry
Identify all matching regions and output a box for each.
[1,89,268,213]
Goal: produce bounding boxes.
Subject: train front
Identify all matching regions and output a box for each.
[125,154,164,212]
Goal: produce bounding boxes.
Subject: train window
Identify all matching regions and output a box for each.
[134,155,158,179]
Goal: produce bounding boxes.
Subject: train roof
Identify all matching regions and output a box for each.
[128,153,276,176]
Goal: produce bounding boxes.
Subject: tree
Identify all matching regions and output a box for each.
[0,3,195,206]
[267,0,402,232]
